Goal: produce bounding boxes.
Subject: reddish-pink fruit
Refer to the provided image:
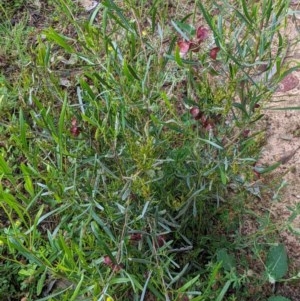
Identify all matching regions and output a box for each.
[177,40,191,56]
[156,235,166,247]
[196,26,209,42]
[210,47,220,60]
[103,256,113,266]
[103,256,123,272]
[70,117,80,137]
[205,123,214,131]
[190,107,202,120]
[130,233,142,241]
[200,116,215,131]
[243,129,250,138]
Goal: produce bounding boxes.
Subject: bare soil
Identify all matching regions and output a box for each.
[257,2,300,299]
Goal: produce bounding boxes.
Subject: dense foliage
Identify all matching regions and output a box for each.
[0,0,298,300]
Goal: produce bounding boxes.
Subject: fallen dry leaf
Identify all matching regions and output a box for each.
[78,0,98,11]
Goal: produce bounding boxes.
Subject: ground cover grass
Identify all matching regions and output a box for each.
[0,0,299,300]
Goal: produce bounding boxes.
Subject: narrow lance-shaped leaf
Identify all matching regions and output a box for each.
[44,28,74,53]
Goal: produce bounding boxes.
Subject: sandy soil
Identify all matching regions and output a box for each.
[262,6,300,260]
[258,2,300,298]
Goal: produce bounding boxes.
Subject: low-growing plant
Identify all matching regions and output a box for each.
[0,0,299,300]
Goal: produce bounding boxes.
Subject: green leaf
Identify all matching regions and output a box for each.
[197,2,218,39]
[58,93,68,144]
[19,108,28,151]
[37,269,47,296]
[90,221,116,264]
[198,138,223,150]
[216,248,236,271]
[216,280,232,301]
[102,0,135,33]
[44,28,74,53]
[276,65,300,84]
[56,94,68,170]
[0,155,15,185]
[266,244,288,283]
[168,263,189,286]
[141,270,152,301]
[177,274,200,293]
[123,61,140,81]
[1,192,28,226]
[109,277,134,285]
[126,63,140,80]
[219,166,227,185]
[254,161,281,174]
[123,272,143,291]
[262,0,273,25]
[70,273,84,301]
[171,20,194,40]
[8,237,43,266]
[174,46,184,67]
[21,163,35,197]
[268,296,291,301]
[241,0,253,25]
[36,285,72,301]
[191,262,222,300]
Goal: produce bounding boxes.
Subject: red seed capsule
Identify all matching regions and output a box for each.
[70,117,80,137]
[210,47,220,60]
[243,129,250,138]
[196,26,209,42]
[103,256,112,266]
[130,233,142,241]
[177,40,191,56]
[190,107,202,120]
[156,235,166,247]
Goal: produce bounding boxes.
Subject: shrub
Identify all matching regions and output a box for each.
[0,0,295,300]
